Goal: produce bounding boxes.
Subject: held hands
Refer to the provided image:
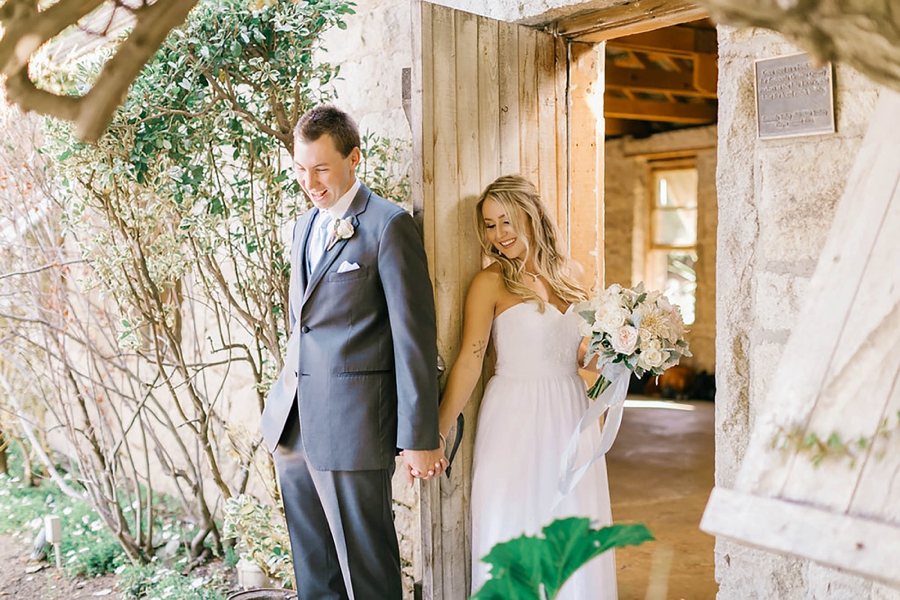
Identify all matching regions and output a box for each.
[400,435,450,486]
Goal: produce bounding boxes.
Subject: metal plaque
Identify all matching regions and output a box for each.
[755,53,835,139]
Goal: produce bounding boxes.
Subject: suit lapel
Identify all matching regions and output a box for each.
[301,183,372,307]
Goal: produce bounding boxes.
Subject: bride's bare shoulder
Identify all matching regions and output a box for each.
[466,263,504,297]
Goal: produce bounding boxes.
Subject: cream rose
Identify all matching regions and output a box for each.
[599,307,630,334]
[638,345,669,371]
[334,218,355,240]
[611,325,638,355]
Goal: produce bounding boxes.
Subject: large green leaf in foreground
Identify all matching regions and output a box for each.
[471,518,654,600]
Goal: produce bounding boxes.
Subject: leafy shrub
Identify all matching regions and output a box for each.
[116,563,228,600]
[222,494,293,588]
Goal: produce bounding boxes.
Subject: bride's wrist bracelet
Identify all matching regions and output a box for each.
[439,432,446,447]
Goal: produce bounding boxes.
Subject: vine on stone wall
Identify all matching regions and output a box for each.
[769,411,900,468]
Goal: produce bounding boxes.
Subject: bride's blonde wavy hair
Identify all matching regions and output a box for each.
[474,175,589,311]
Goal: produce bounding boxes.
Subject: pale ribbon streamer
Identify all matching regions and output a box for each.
[552,361,631,510]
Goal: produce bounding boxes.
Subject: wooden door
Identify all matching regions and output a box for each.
[410,2,603,597]
[701,90,900,586]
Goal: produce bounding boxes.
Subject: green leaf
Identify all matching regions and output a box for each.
[472,518,653,600]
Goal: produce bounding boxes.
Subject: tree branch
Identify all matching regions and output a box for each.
[0,0,200,142]
[0,0,106,75]
[696,0,900,93]
[0,259,85,281]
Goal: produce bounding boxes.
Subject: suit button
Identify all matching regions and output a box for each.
[301,325,310,333]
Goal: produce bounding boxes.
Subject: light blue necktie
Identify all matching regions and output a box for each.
[307,212,332,275]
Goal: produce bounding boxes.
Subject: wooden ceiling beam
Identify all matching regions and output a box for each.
[555,0,708,41]
[606,65,718,98]
[605,26,718,56]
[604,117,653,137]
[604,96,717,124]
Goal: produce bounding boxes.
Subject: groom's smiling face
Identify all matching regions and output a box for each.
[293,133,361,210]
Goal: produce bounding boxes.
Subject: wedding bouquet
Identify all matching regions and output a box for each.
[554,283,691,505]
[576,282,692,398]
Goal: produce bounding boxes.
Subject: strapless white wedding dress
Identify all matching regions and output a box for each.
[470,302,618,599]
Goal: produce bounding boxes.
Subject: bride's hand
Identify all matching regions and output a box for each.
[581,351,605,374]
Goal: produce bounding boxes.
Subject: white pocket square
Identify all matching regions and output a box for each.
[337,261,360,274]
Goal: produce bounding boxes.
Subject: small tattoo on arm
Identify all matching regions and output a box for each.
[472,339,487,360]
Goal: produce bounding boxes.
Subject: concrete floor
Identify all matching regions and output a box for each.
[606,399,717,600]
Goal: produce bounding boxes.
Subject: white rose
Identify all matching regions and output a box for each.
[641,338,663,353]
[638,346,669,371]
[599,307,630,334]
[334,219,355,240]
[611,325,638,355]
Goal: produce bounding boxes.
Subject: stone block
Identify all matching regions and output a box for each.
[753,270,810,333]
[749,338,789,425]
[756,140,855,264]
[715,539,807,599]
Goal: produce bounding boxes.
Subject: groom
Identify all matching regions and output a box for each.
[260,105,446,599]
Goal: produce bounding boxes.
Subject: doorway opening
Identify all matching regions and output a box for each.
[558,11,719,598]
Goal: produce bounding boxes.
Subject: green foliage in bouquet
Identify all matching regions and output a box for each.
[471,517,653,600]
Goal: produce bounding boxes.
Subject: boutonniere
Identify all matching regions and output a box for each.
[326,217,355,251]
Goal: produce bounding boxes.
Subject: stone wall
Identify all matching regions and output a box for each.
[714,25,900,599]
[604,126,717,373]
[318,0,413,142]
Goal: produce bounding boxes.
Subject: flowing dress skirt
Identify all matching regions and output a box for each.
[470,371,618,599]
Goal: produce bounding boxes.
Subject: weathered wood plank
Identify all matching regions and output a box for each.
[557,0,707,42]
[780,194,900,511]
[408,1,434,593]
[554,36,569,253]
[849,338,900,525]
[498,21,520,177]
[424,5,459,598]
[536,30,559,229]
[447,10,481,596]
[518,27,540,186]
[702,487,900,586]
[411,0,435,270]
[477,18,501,192]
[567,41,605,290]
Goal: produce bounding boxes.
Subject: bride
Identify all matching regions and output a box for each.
[438,175,617,599]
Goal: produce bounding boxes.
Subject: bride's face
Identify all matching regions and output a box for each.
[482,198,528,261]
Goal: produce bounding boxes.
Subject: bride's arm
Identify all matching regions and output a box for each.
[578,340,604,373]
[568,258,600,372]
[437,270,499,441]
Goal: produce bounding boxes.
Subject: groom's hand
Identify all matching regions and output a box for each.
[401,447,450,486]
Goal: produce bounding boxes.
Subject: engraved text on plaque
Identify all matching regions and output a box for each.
[755,53,835,139]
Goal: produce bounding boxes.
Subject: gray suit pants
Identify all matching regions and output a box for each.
[274,403,402,600]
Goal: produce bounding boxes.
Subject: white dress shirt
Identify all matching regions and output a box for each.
[307,178,361,274]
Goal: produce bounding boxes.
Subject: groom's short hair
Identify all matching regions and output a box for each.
[294,105,361,158]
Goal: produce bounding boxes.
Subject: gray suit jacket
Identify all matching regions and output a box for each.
[260,183,440,471]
